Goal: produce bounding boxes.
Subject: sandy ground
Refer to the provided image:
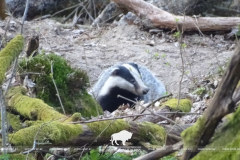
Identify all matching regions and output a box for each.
[1,18,236,96]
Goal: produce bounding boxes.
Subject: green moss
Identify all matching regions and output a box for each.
[237,81,240,88]
[66,113,82,122]
[162,98,192,112]
[192,105,240,160]
[139,122,166,145]
[78,90,103,118]
[181,116,206,148]
[9,121,82,146]
[7,113,22,131]
[19,53,90,114]
[0,112,22,131]
[0,34,24,85]
[87,119,130,137]
[7,87,67,121]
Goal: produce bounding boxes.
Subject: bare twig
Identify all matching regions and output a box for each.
[68,111,200,124]
[3,57,19,95]
[0,88,7,154]
[118,95,185,130]
[62,4,81,24]
[51,4,80,18]
[50,61,66,115]
[132,93,173,121]
[21,0,30,34]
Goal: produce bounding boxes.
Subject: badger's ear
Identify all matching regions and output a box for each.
[129,63,138,69]
[111,68,120,76]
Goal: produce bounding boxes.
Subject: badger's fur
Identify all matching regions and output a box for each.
[90,63,166,112]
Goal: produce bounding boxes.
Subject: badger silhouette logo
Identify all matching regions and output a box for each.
[110,130,133,146]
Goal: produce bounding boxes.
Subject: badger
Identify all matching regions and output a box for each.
[90,63,166,112]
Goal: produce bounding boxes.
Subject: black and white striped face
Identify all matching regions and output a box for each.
[99,63,149,97]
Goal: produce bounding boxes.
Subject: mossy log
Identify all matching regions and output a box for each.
[112,0,240,32]
[0,34,24,85]
[6,86,167,147]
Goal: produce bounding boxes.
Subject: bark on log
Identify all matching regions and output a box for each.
[134,141,183,160]
[112,0,240,32]
[181,44,240,159]
[0,0,8,20]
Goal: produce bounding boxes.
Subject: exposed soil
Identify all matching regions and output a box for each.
[1,18,236,96]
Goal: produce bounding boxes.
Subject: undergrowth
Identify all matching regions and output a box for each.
[19,53,102,116]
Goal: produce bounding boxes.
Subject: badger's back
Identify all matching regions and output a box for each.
[138,65,166,102]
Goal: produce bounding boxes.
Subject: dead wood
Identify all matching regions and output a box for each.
[112,0,240,32]
[182,44,240,159]
[0,0,8,20]
[134,141,183,160]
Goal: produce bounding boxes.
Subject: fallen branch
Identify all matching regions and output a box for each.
[112,0,240,31]
[134,141,183,160]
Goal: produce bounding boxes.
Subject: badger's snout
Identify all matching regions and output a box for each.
[143,88,149,94]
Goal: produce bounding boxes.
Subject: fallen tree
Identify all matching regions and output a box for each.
[6,87,167,147]
[111,0,240,32]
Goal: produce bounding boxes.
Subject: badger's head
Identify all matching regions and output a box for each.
[99,63,149,97]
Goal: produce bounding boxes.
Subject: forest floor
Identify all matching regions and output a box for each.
[0,18,236,96]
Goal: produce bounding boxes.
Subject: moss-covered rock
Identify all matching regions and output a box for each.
[181,116,206,149]
[9,121,82,146]
[139,122,166,145]
[0,34,24,85]
[191,105,240,160]
[87,119,130,137]
[162,98,192,112]
[19,53,90,114]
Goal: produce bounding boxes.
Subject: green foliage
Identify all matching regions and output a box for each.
[82,149,140,160]
[153,53,159,59]
[0,154,34,160]
[182,43,187,48]
[19,53,90,114]
[192,87,206,96]
[173,31,181,38]
[161,155,178,160]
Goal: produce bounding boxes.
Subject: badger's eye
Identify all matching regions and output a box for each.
[130,79,135,84]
